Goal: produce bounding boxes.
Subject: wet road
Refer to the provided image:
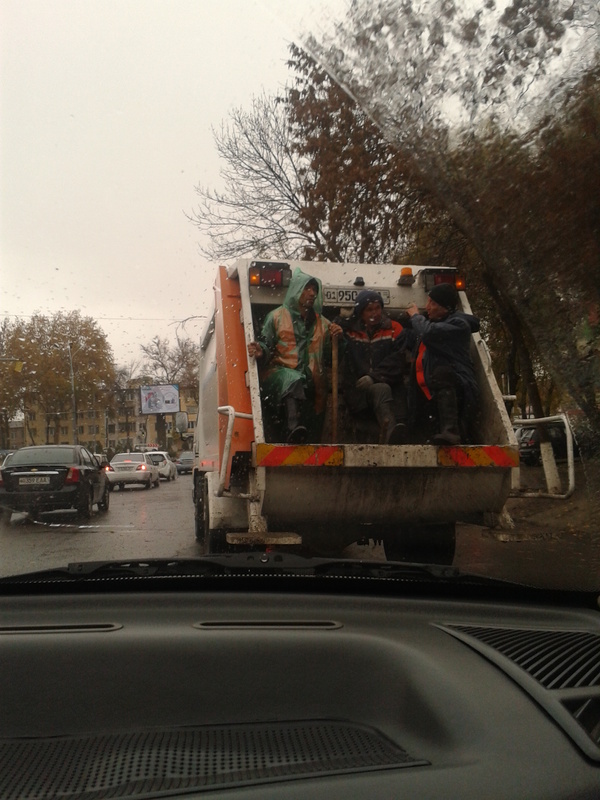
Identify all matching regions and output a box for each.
[1,465,597,590]
[0,474,199,578]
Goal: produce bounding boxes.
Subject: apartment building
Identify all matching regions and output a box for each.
[8,383,198,456]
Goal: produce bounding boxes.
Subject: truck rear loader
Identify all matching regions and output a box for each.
[192,259,518,563]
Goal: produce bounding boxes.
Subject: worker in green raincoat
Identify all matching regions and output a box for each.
[248,268,342,442]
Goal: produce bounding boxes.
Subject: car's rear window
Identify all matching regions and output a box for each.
[112,454,144,463]
[150,455,166,464]
[9,447,76,465]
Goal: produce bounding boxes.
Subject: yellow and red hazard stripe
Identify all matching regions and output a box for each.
[437,445,519,468]
[253,443,517,468]
[255,444,344,467]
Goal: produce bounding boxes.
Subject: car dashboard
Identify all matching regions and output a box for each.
[1,583,599,799]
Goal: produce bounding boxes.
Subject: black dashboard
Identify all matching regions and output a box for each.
[2,584,599,799]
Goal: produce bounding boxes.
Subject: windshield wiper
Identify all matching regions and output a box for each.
[0,554,496,584]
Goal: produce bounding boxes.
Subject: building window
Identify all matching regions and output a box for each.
[61,426,68,436]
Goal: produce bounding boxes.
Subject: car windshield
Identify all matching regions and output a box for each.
[1,0,598,594]
[8,447,77,466]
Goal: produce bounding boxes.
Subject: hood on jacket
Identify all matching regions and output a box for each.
[283,267,324,316]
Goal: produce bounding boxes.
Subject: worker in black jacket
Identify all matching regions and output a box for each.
[339,290,411,444]
[406,282,480,445]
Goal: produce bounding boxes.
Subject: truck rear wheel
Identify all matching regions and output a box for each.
[383,523,456,566]
[194,475,205,544]
[196,474,229,554]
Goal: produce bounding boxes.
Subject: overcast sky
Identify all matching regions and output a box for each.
[1,0,301,366]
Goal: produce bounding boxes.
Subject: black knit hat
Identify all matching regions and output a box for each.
[428,283,459,311]
[354,289,384,316]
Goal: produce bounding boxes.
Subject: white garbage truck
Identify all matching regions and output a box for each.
[192,258,517,563]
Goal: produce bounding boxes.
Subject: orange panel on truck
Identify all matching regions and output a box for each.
[214,266,254,487]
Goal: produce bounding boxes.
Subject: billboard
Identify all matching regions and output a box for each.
[139,385,180,415]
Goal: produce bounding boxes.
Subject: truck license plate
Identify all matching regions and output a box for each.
[323,287,390,305]
[19,476,50,486]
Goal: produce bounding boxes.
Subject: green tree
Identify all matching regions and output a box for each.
[0,312,116,444]
[286,44,435,263]
[304,0,600,433]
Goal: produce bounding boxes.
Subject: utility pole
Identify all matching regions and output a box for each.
[0,358,24,449]
[67,343,78,445]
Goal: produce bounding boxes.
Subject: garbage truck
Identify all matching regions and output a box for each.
[192,258,518,563]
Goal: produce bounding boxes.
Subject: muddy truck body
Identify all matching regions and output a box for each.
[192,259,518,562]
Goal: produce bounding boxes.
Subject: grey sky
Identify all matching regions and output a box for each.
[1,0,295,365]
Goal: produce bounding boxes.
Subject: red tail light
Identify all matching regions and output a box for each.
[249,261,292,288]
[65,467,80,484]
[135,464,148,471]
[104,464,114,472]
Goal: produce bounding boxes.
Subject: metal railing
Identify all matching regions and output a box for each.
[512,413,576,499]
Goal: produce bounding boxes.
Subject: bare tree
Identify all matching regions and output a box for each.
[188,94,332,261]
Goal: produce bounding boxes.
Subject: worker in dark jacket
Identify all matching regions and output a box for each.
[406,282,480,445]
[339,289,410,444]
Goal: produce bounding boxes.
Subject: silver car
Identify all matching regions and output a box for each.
[106,452,160,490]
[148,451,177,481]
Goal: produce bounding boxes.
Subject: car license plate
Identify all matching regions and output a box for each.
[323,287,390,305]
[19,476,50,486]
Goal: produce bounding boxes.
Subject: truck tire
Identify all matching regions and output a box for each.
[198,474,229,554]
[194,475,206,544]
[383,523,456,566]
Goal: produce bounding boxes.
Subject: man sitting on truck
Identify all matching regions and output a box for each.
[247,268,342,443]
[406,282,480,445]
[338,289,411,444]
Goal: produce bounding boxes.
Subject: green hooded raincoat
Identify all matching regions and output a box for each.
[256,268,333,441]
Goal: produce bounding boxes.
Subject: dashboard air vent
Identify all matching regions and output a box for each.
[438,624,600,762]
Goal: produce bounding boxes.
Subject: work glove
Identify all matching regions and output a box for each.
[355,375,374,390]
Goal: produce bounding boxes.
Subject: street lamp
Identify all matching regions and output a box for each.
[67,343,78,445]
[52,344,79,445]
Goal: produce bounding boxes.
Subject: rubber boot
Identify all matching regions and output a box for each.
[375,401,406,445]
[285,397,307,443]
[432,388,461,445]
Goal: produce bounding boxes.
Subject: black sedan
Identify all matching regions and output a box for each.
[518,422,579,466]
[0,445,110,519]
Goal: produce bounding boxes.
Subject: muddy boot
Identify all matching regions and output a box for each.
[432,388,461,445]
[376,416,407,445]
[376,404,406,445]
[285,397,307,443]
